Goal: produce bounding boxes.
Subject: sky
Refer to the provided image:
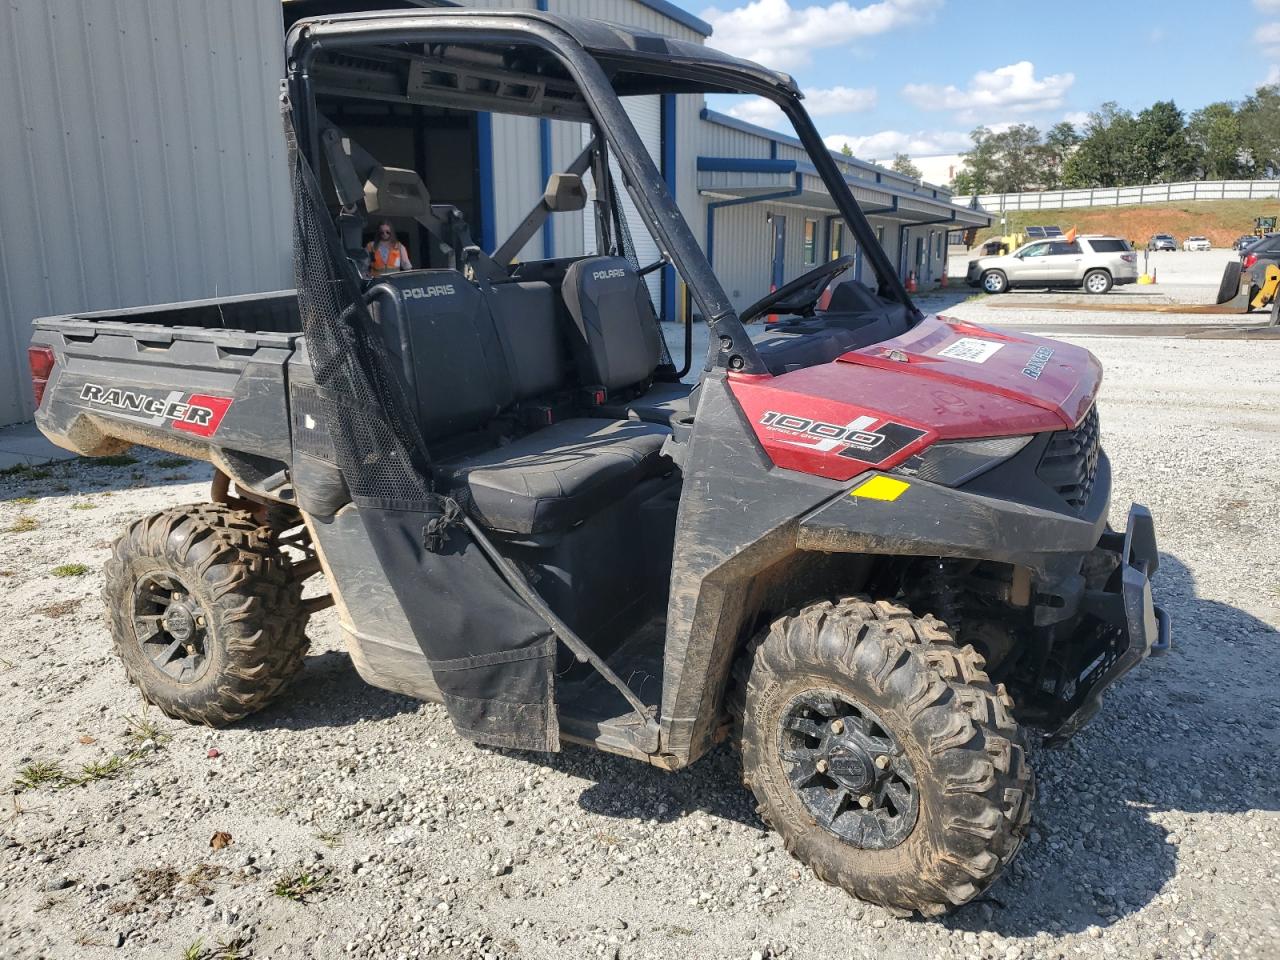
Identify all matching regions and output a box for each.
[694,0,1280,161]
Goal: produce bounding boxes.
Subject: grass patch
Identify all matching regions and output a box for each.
[155,457,191,469]
[181,940,205,960]
[10,496,36,505]
[4,516,38,534]
[0,464,51,479]
[69,501,97,511]
[91,454,138,467]
[51,563,90,578]
[75,754,129,784]
[124,711,172,748]
[15,760,66,791]
[273,869,331,903]
[315,830,343,848]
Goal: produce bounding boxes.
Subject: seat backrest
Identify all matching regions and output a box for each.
[484,281,568,402]
[367,271,514,442]
[560,257,663,391]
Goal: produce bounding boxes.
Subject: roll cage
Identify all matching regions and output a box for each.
[283,8,921,378]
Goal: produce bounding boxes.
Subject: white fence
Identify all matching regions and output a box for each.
[955,179,1280,212]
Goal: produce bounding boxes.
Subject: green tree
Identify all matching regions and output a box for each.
[1186,102,1244,179]
[1063,102,1139,187]
[890,153,923,179]
[1040,121,1081,189]
[958,126,1000,194]
[990,124,1043,192]
[1238,84,1280,176]
[840,142,854,157]
[951,168,977,194]
[1131,100,1193,182]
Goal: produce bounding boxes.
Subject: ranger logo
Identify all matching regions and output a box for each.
[759,410,928,464]
[1022,346,1054,380]
[79,384,232,438]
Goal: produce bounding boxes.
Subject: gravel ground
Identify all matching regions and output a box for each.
[2,301,1278,959]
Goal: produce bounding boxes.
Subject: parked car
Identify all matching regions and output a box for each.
[1183,236,1211,252]
[1234,235,1259,251]
[966,235,1139,294]
[1241,232,1280,302]
[1148,234,1176,252]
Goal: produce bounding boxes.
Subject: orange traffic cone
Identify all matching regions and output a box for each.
[905,272,918,293]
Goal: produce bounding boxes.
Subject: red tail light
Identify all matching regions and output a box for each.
[1244,253,1258,269]
[27,346,54,408]
[1121,254,1136,263]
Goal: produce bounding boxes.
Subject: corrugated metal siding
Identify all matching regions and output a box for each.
[0,0,291,426]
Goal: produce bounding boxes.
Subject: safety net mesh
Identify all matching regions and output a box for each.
[285,103,559,753]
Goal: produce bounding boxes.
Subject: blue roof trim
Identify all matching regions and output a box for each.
[634,0,713,37]
[697,157,796,173]
[699,108,950,196]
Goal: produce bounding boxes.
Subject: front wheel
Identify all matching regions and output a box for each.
[980,270,1008,294]
[1083,269,1113,294]
[732,598,1033,916]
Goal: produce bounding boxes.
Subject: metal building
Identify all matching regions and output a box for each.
[0,0,293,429]
[0,0,987,428]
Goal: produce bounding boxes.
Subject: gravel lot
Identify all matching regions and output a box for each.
[2,282,1278,958]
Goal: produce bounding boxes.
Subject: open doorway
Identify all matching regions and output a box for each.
[316,99,479,271]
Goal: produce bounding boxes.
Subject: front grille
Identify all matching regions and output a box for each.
[1038,404,1100,510]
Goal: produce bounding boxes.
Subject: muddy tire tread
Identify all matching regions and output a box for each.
[728,596,1034,916]
[102,504,308,726]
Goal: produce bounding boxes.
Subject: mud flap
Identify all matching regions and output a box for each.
[358,507,559,751]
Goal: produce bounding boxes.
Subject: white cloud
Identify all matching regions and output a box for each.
[1249,22,1280,46]
[1062,110,1091,127]
[1256,0,1280,10]
[1255,18,1280,77]
[700,0,942,70]
[902,61,1075,119]
[823,129,972,158]
[727,86,877,130]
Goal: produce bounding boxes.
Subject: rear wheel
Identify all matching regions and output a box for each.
[1083,269,1113,294]
[981,270,1008,294]
[1269,293,1279,327]
[102,504,309,726]
[732,597,1033,915]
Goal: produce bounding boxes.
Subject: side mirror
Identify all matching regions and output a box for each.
[543,173,587,212]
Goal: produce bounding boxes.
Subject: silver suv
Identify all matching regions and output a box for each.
[966,236,1138,294]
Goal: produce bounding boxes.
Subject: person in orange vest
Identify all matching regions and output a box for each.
[366,221,412,277]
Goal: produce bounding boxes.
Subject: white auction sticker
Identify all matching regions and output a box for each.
[937,337,1003,363]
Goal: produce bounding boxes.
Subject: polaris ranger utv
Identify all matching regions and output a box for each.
[29,10,1168,915]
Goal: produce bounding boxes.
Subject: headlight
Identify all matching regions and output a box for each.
[892,435,1033,487]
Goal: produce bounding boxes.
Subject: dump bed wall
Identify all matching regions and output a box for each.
[32,294,300,493]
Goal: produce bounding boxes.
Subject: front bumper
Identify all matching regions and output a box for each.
[1043,503,1169,745]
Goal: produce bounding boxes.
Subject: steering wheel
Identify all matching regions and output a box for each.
[739,255,856,325]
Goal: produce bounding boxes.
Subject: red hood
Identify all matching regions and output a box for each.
[728,316,1100,482]
[837,315,1098,429]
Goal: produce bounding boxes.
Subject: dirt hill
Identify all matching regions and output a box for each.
[971,198,1277,248]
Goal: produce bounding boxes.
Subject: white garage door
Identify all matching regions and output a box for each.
[583,95,663,305]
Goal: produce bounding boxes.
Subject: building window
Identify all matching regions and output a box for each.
[803,219,817,264]
[829,221,844,260]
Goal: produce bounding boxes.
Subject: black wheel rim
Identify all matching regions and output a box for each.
[132,573,210,684]
[778,690,919,849]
